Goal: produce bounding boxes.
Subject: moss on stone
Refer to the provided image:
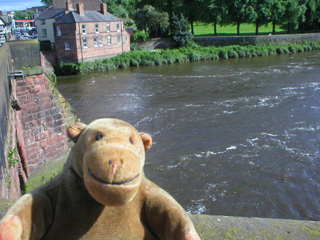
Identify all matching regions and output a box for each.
[24,163,64,193]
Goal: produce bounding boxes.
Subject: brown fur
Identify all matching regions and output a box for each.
[0,119,200,240]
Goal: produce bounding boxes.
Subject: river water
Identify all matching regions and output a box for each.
[57,51,320,220]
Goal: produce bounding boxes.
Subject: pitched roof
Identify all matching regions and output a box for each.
[37,8,65,20]
[55,11,122,24]
[0,16,12,25]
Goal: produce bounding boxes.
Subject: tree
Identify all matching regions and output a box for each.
[133,5,169,37]
[171,13,192,47]
[226,0,256,35]
[269,0,286,34]
[41,0,52,5]
[254,0,272,35]
[204,0,226,36]
[14,11,26,20]
[25,10,35,19]
[302,0,320,32]
[283,0,306,33]
[181,0,204,35]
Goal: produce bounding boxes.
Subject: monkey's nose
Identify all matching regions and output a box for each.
[109,160,122,177]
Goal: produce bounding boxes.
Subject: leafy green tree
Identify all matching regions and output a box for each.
[302,0,320,32]
[204,0,227,35]
[283,0,306,33]
[171,13,192,46]
[254,0,272,35]
[105,0,136,27]
[133,5,169,37]
[181,0,204,35]
[41,0,52,5]
[25,10,35,19]
[269,0,286,34]
[133,5,155,33]
[315,1,320,31]
[226,0,256,35]
[14,11,26,20]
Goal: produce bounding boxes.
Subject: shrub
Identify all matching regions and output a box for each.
[56,62,79,75]
[218,49,228,59]
[171,13,192,47]
[228,50,238,58]
[133,31,150,42]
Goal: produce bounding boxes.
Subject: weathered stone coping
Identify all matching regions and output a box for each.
[1,199,319,239]
[190,214,320,239]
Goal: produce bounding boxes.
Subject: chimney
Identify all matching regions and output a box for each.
[100,2,107,15]
[65,0,73,14]
[77,0,84,15]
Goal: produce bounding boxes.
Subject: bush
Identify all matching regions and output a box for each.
[171,13,192,47]
[219,49,228,59]
[55,62,79,75]
[228,50,238,58]
[133,31,150,42]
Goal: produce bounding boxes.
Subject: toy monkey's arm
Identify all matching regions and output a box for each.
[0,192,53,240]
[143,178,201,240]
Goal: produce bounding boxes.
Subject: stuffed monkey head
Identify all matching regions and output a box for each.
[67,118,152,206]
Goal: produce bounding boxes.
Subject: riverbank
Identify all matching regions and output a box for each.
[56,41,320,76]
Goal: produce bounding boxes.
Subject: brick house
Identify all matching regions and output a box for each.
[54,1,130,63]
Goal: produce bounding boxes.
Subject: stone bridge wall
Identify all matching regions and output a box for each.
[0,41,78,199]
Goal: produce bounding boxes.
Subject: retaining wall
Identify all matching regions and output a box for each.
[193,33,320,47]
[0,43,19,199]
[0,41,78,199]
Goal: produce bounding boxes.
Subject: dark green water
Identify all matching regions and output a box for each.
[57,52,320,220]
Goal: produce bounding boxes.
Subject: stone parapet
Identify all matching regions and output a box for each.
[0,200,318,240]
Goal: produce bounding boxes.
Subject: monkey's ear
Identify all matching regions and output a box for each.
[139,132,152,152]
[67,122,87,143]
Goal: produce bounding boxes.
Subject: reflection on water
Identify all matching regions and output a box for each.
[58,52,320,220]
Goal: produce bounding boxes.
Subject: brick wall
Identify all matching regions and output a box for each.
[0,41,78,199]
[15,74,71,172]
[0,43,22,199]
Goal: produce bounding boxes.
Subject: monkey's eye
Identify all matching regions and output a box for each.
[129,137,134,145]
[96,132,103,141]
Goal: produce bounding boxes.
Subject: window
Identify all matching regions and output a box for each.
[65,42,70,50]
[125,36,129,43]
[117,34,121,44]
[116,22,120,31]
[82,24,86,34]
[95,24,99,33]
[42,29,47,38]
[41,19,45,25]
[107,35,111,45]
[98,36,102,46]
[94,37,98,47]
[57,26,61,36]
[82,37,88,48]
[106,23,110,32]
[0,35,5,43]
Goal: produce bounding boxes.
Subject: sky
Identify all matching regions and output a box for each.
[0,0,44,11]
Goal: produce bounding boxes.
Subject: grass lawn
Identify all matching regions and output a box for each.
[192,23,287,36]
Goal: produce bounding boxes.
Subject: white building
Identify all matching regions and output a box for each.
[36,8,65,49]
